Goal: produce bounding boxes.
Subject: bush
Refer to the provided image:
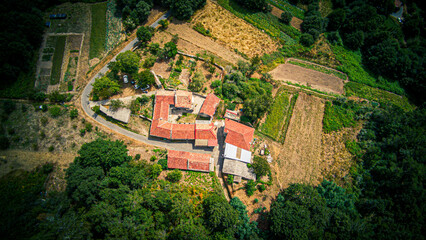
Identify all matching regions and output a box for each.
[150,164,162,178]
[258,184,266,192]
[40,116,48,126]
[300,33,315,46]
[0,136,10,150]
[3,100,16,114]
[48,145,54,152]
[149,43,160,55]
[41,104,48,112]
[70,109,78,119]
[135,154,141,160]
[159,19,169,29]
[109,99,123,111]
[167,169,182,183]
[85,123,93,132]
[80,129,86,136]
[281,11,293,24]
[252,156,270,178]
[158,158,168,170]
[245,180,257,196]
[227,175,234,185]
[211,80,221,88]
[49,105,62,118]
[143,56,156,68]
[150,155,157,161]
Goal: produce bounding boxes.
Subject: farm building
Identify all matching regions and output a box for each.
[149,90,218,146]
[167,150,214,172]
[222,119,256,180]
[199,93,220,118]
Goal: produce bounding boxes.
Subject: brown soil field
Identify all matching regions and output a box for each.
[191,0,279,58]
[270,5,283,17]
[269,63,345,94]
[291,17,303,30]
[273,92,325,188]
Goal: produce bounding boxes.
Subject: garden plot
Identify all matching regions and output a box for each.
[269,63,345,95]
[191,0,279,58]
[273,93,325,188]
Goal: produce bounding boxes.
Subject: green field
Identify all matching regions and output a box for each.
[267,0,305,19]
[260,88,292,140]
[89,2,107,59]
[345,82,414,111]
[331,45,405,95]
[50,36,66,85]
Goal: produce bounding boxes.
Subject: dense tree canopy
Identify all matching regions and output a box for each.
[109,50,141,75]
[91,75,121,99]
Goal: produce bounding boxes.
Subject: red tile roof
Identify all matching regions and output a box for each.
[175,90,192,109]
[195,123,218,146]
[168,150,211,172]
[153,101,170,120]
[171,124,195,139]
[200,93,220,117]
[150,120,172,139]
[224,119,254,151]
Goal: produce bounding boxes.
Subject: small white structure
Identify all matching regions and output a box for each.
[99,105,131,124]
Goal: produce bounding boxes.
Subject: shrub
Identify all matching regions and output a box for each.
[135,154,141,160]
[211,80,221,88]
[49,105,62,118]
[245,180,257,196]
[158,158,168,170]
[227,175,234,185]
[92,105,101,114]
[80,129,86,136]
[3,100,16,114]
[148,43,160,55]
[143,56,156,68]
[258,184,266,192]
[159,19,169,29]
[167,169,182,183]
[300,33,315,46]
[70,109,78,119]
[281,11,293,24]
[254,198,259,203]
[48,145,54,152]
[85,123,93,132]
[0,136,10,150]
[252,156,270,178]
[32,143,39,151]
[40,131,46,139]
[150,155,157,161]
[150,164,162,178]
[109,99,123,111]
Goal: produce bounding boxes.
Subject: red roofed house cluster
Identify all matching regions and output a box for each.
[167,150,213,172]
[150,90,219,147]
[199,93,220,118]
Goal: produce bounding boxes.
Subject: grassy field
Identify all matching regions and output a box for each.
[260,88,291,140]
[345,82,414,111]
[50,36,66,85]
[267,0,305,19]
[89,2,107,59]
[322,101,357,133]
[331,45,405,95]
[288,60,347,80]
[217,0,300,42]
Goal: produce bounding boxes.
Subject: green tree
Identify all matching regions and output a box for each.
[65,164,105,207]
[243,94,272,123]
[203,194,238,235]
[92,76,121,99]
[109,99,124,111]
[137,26,153,44]
[230,197,259,239]
[136,70,155,87]
[162,41,178,59]
[75,139,131,174]
[300,33,315,46]
[70,109,78,119]
[188,71,205,92]
[327,8,346,31]
[150,163,162,179]
[252,156,270,178]
[280,11,293,24]
[167,169,182,182]
[109,51,140,75]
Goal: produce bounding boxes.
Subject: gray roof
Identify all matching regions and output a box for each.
[100,105,131,123]
[222,158,256,180]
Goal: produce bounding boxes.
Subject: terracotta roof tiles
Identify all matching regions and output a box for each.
[168,150,211,172]
[200,93,220,117]
[171,124,195,139]
[224,119,254,151]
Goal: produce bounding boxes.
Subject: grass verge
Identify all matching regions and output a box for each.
[50,36,66,85]
[89,2,107,59]
[260,88,291,140]
[279,92,298,143]
[288,60,347,80]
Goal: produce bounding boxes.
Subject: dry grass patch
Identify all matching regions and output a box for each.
[191,0,279,58]
[273,93,325,188]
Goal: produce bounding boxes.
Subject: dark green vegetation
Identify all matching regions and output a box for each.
[89,2,107,59]
[91,75,121,100]
[50,36,67,84]
[322,98,359,133]
[117,0,206,30]
[136,26,154,45]
[0,139,263,239]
